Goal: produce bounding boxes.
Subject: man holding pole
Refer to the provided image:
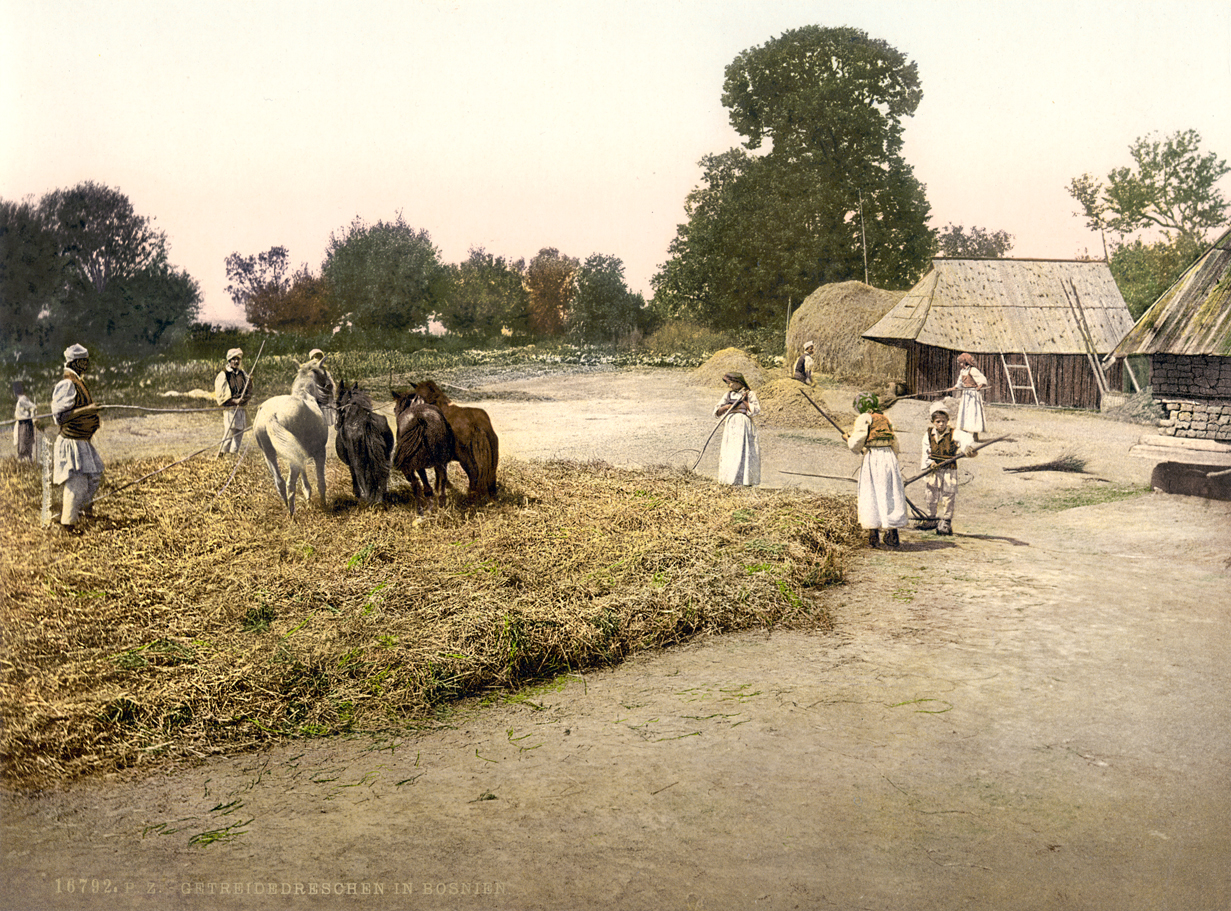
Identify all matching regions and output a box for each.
[51,344,104,531]
[214,348,252,454]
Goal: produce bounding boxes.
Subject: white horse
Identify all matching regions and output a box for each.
[253,360,335,516]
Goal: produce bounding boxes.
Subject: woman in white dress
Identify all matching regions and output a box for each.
[713,372,761,486]
[951,352,988,440]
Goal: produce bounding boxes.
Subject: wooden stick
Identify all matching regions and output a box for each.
[902,435,1011,486]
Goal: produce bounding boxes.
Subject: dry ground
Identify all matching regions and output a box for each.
[2,367,1229,911]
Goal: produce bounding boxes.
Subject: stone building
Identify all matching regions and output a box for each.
[1115,226,1231,496]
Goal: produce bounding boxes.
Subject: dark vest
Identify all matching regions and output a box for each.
[59,371,99,441]
[224,368,249,403]
[867,412,895,446]
[929,428,958,462]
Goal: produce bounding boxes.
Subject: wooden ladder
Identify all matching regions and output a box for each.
[1063,280,1112,397]
[999,352,1039,405]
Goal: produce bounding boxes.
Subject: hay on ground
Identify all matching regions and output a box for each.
[785,281,906,386]
[0,454,861,791]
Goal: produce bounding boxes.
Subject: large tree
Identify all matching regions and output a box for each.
[2,183,199,359]
[225,246,292,328]
[1069,130,1229,240]
[439,247,528,340]
[1068,129,1226,313]
[654,26,933,329]
[322,215,448,333]
[568,254,645,343]
[524,247,578,337]
[0,198,70,358]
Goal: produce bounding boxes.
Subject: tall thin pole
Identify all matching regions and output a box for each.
[859,190,869,284]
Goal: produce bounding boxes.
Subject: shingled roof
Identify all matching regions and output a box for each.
[1114,227,1231,358]
[863,258,1135,355]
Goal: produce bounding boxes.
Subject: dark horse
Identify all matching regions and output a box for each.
[335,381,394,505]
[391,390,454,514]
[411,380,499,500]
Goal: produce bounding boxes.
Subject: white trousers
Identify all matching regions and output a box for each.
[925,466,958,521]
[219,408,248,453]
[61,470,101,525]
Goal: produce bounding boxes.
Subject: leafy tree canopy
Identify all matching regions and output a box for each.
[225,246,291,321]
[1108,233,1206,319]
[937,223,1014,258]
[568,254,645,343]
[438,247,528,340]
[322,215,448,333]
[654,26,933,330]
[525,247,578,337]
[1068,129,1225,312]
[2,182,199,361]
[1069,129,1229,241]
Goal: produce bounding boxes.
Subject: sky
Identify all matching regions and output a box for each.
[3,0,1230,327]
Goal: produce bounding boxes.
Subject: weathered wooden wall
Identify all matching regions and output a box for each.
[903,343,1122,410]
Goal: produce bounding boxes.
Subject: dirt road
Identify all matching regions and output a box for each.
[3,368,1229,910]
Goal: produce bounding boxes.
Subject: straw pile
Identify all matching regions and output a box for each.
[785,281,906,385]
[0,455,861,791]
[690,347,765,389]
[754,379,856,431]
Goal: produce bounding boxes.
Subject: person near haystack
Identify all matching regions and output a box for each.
[845,392,907,547]
[214,348,252,454]
[13,381,36,462]
[51,344,104,530]
[792,341,815,385]
[714,372,761,486]
[951,352,988,440]
[919,400,975,536]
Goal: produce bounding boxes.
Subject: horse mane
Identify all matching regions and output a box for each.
[336,379,374,413]
[412,379,452,407]
[292,362,335,409]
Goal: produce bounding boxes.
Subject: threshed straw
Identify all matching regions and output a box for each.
[1,455,861,791]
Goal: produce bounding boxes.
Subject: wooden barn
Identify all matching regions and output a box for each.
[862,258,1136,410]
[1115,226,1231,485]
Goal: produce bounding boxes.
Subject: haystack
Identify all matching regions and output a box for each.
[691,347,765,389]
[755,378,856,430]
[786,281,906,384]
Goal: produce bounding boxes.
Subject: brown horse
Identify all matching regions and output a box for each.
[391,390,454,514]
[411,380,499,500]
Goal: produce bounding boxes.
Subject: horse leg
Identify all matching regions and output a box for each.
[255,427,290,509]
[314,457,327,510]
[287,466,302,517]
[434,464,449,510]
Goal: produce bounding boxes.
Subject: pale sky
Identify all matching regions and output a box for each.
[3,0,1230,326]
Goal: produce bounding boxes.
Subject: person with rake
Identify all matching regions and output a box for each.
[713,372,761,486]
[950,352,988,441]
[214,347,253,455]
[919,400,974,536]
[12,381,36,462]
[51,344,104,531]
[845,391,907,548]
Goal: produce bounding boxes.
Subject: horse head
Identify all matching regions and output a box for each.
[411,380,450,407]
[292,362,335,411]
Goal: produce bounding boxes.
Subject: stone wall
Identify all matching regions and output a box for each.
[1150,354,1231,398]
[1152,355,1231,441]
[1156,397,1231,441]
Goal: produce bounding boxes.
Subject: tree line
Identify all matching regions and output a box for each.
[224,217,649,347]
[4,25,1226,363]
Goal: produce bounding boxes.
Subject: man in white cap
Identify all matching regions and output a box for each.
[214,348,252,454]
[792,340,815,385]
[51,344,104,530]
